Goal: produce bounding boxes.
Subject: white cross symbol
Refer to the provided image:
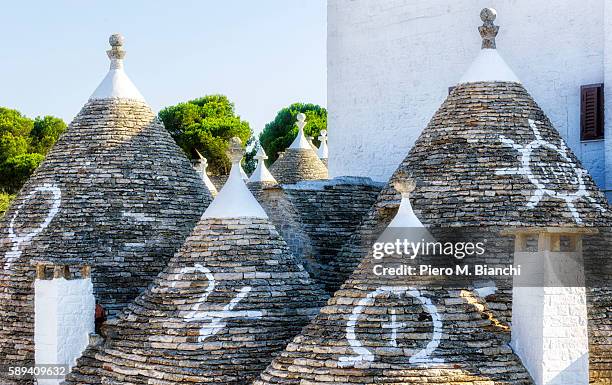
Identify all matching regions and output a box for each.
[382,309,407,347]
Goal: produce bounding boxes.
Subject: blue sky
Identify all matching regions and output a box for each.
[0,0,326,134]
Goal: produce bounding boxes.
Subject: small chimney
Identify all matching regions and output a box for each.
[34,261,95,385]
[503,228,594,385]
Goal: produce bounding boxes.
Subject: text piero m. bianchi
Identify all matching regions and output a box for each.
[371,238,521,278]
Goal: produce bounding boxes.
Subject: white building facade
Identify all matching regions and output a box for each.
[328,0,612,201]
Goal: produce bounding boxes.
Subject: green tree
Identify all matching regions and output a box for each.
[0,192,13,217]
[0,153,45,193]
[259,103,327,164]
[0,107,66,196]
[0,107,33,163]
[159,95,252,175]
[30,116,67,155]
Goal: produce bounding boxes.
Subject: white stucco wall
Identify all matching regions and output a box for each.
[35,277,95,385]
[512,285,589,385]
[512,245,589,385]
[328,0,608,192]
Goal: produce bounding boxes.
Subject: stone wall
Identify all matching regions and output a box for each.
[249,182,316,275]
[283,176,383,290]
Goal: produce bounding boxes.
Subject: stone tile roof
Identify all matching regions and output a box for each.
[255,227,533,385]
[325,82,611,289]
[270,148,329,185]
[64,216,328,385]
[282,178,382,291]
[270,114,329,184]
[248,181,317,276]
[0,37,210,372]
[254,9,610,384]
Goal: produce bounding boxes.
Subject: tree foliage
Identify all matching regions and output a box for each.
[0,107,67,195]
[0,192,13,217]
[159,95,252,175]
[259,103,327,164]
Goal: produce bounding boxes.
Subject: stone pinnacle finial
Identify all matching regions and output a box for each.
[227,137,244,164]
[296,113,307,130]
[194,149,208,167]
[255,146,268,161]
[318,129,328,141]
[479,8,499,49]
[107,33,126,69]
[392,172,416,198]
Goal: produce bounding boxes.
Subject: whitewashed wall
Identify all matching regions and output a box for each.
[328,0,608,195]
[35,277,95,385]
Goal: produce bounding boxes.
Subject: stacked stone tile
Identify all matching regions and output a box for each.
[0,34,210,372]
[64,138,328,385]
[249,148,380,287]
[255,9,610,384]
[256,178,534,385]
[283,177,382,291]
[584,231,612,383]
[270,113,329,184]
[248,147,316,272]
[209,174,228,190]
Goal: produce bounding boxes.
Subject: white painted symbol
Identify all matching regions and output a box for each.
[382,309,406,347]
[496,119,606,224]
[338,286,443,367]
[174,265,263,342]
[4,184,61,270]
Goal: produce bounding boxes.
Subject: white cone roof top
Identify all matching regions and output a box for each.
[239,163,249,180]
[288,113,313,150]
[202,137,267,219]
[387,178,425,228]
[458,8,520,85]
[317,129,328,160]
[249,146,277,183]
[194,149,218,196]
[90,34,146,102]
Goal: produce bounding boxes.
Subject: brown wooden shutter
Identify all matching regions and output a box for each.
[580,83,604,140]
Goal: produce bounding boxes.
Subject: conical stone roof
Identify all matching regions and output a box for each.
[65,138,328,385]
[247,147,316,273]
[0,34,210,367]
[270,114,329,184]
[249,146,278,185]
[325,8,610,292]
[255,178,533,385]
[255,8,610,384]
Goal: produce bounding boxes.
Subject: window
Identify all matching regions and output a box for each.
[580,84,604,140]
